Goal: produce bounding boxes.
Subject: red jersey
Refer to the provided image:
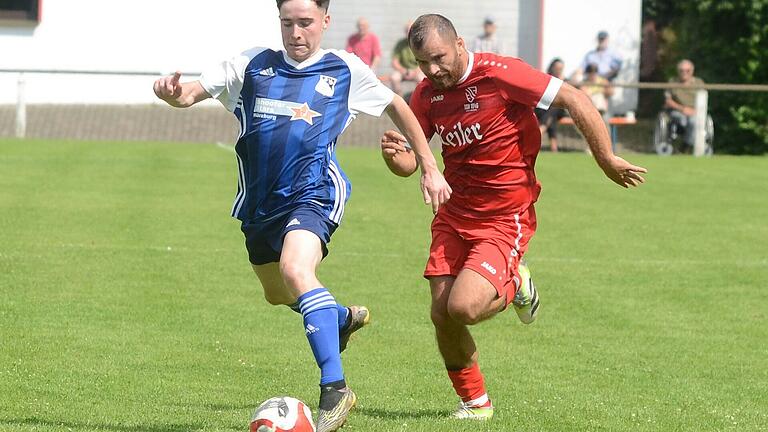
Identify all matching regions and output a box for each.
[410,52,562,220]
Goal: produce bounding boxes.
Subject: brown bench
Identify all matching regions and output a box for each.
[558,116,637,151]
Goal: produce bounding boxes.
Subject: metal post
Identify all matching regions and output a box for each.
[694,89,708,157]
[15,73,27,139]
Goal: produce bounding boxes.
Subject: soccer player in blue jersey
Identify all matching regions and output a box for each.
[153,1,451,430]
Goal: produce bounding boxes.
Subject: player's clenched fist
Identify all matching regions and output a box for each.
[380,130,417,178]
[380,130,410,159]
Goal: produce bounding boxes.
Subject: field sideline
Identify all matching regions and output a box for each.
[1,139,766,432]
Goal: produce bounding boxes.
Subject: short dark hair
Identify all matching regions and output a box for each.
[408,14,458,51]
[276,0,330,11]
[546,58,563,75]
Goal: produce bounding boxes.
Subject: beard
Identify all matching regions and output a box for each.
[427,56,464,90]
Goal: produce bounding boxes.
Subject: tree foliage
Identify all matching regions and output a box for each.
[644,0,768,154]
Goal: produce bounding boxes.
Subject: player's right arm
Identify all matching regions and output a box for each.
[153,71,211,108]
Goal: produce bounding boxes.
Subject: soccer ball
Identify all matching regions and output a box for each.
[250,396,316,432]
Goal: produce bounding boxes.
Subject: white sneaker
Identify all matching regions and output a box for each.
[512,261,539,324]
[452,401,494,420]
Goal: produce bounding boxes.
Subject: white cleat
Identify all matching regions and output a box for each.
[452,401,494,420]
[512,261,539,324]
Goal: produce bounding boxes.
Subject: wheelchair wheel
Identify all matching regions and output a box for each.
[654,112,674,156]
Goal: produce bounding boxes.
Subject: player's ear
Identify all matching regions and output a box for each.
[322,14,330,30]
[456,37,466,52]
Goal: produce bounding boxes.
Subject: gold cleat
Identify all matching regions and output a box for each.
[316,387,357,432]
[339,306,370,353]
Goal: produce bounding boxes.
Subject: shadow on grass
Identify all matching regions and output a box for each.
[0,417,220,432]
[356,406,450,420]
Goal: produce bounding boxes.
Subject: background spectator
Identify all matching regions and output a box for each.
[580,63,614,114]
[664,59,704,147]
[535,58,567,152]
[471,16,505,54]
[345,17,382,71]
[389,21,425,97]
[580,31,623,81]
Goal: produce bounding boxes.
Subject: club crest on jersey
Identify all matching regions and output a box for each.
[465,86,478,103]
[315,75,337,97]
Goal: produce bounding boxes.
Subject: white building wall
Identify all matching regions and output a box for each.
[0,0,282,104]
[322,0,524,74]
[1,0,640,109]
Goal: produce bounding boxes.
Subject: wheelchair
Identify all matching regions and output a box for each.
[653,110,714,155]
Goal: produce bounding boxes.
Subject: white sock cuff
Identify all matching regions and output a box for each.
[467,393,489,407]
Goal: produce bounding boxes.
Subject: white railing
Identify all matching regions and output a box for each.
[3,68,768,156]
[1,68,200,140]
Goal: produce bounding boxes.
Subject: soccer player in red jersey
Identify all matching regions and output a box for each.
[380,14,647,420]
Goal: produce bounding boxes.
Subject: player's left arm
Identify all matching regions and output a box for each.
[552,83,647,188]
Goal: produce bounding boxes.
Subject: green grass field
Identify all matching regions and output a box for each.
[1,139,767,432]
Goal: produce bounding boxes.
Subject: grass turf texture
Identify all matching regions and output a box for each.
[1,139,766,432]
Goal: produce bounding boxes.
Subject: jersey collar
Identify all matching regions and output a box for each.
[457,51,474,85]
[282,48,327,70]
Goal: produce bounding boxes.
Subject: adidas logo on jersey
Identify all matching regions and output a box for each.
[286,218,301,228]
[305,324,319,335]
[259,67,275,77]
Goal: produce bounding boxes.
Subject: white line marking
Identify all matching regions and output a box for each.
[10,244,766,268]
[215,142,235,153]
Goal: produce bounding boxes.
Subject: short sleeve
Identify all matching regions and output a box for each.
[408,84,435,139]
[199,47,268,112]
[337,51,395,117]
[493,57,562,110]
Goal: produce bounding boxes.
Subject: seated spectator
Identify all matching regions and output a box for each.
[580,63,614,114]
[579,31,622,82]
[389,21,425,97]
[664,59,705,147]
[535,58,567,152]
[345,17,382,71]
[471,16,505,54]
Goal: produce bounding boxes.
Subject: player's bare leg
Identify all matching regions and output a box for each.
[430,276,478,369]
[447,269,506,325]
[430,271,502,420]
[252,262,296,306]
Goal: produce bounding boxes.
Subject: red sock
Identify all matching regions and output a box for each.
[447,362,490,406]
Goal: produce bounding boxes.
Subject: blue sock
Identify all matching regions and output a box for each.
[298,288,344,385]
[337,304,349,330]
[292,300,349,332]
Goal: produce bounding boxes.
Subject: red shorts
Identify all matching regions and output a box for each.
[424,206,537,306]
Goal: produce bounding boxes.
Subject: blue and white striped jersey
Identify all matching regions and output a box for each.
[200,48,394,225]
